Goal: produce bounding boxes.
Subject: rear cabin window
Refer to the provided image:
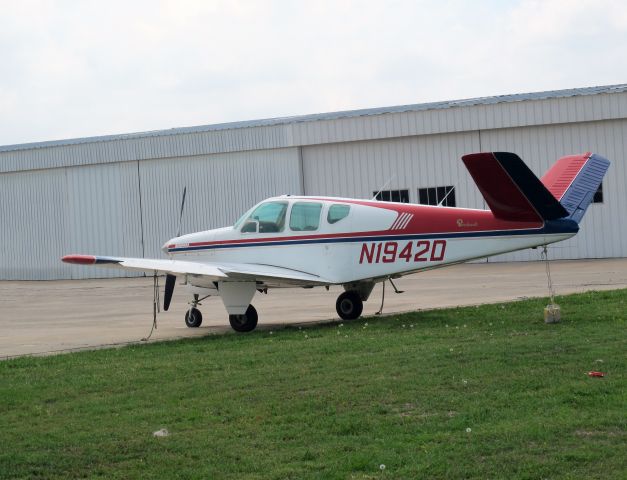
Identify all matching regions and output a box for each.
[241,201,288,233]
[327,204,350,224]
[289,202,322,231]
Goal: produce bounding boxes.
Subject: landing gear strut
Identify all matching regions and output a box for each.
[336,291,363,320]
[184,293,204,328]
[229,304,258,332]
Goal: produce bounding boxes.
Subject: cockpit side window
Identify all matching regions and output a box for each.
[241,201,288,233]
[327,204,350,224]
[289,202,322,231]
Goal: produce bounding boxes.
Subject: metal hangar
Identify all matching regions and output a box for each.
[1,84,625,280]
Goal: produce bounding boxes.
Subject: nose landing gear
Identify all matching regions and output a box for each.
[185,293,204,328]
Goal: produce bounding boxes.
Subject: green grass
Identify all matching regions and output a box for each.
[1,290,625,479]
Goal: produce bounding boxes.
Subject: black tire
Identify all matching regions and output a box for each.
[229,304,258,333]
[336,291,363,320]
[184,308,203,328]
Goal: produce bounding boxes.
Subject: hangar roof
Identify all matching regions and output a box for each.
[2,83,627,154]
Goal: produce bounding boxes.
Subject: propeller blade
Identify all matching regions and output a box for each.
[176,187,187,237]
[164,274,176,311]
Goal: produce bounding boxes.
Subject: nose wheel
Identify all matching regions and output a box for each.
[229,304,258,332]
[336,291,363,320]
[185,307,203,328]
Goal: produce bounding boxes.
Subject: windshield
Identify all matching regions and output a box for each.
[233,206,254,229]
[241,201,289,233]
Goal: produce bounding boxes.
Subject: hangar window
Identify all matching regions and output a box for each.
[327,204,350,224]
[241,201,288,233]
[373,189,409,203]
[290,202,322,231]
[593,183,603,203]
[418,186,456,207]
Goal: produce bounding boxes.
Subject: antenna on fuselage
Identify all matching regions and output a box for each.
[372,175,396,200]
[437,186,455,207]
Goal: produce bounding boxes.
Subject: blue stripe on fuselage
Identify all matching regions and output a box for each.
[168,219,578,253]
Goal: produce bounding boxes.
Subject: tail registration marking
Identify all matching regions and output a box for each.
[359,240,447,264]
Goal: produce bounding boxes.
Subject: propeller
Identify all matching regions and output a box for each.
[164,186,187,311]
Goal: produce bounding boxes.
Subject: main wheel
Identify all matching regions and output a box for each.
[229,304,258,333]
[336,291,363,320]
[185,308,203,328]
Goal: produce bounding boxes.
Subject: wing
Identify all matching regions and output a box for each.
[61,255,331,286]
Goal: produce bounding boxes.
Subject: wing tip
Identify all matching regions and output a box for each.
[62,254,97,265]
[62,255,121,265]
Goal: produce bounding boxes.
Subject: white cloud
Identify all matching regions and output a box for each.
[1,0,626,145]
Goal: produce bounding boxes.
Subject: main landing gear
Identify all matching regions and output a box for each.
[228,305,258,333]
[184,293,258,332]
[336,291,363,320]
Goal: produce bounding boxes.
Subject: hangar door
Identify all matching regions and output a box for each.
[1,162,143,280]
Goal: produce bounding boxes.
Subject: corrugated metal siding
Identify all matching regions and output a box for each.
[2,89,627,174]
[479,119,626,261]
[290,92,627,146]
[0,162,143,280]
[302,132,483,208]
[138,148,302,258]
[0,148,302,280]
[0,125,294,174]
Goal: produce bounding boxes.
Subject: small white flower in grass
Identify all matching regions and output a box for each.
[339,323,344,327]
[463,324,467,328]
[445,324,449,328]
[269,331,273,335]
[364,322,368,326]
[462,379,468,385]
[466,427,472,433]
[410,324,414,328]
[344,335,348,338]
[449,348,454,352]
[304,334,308,339]
[379,464,386,471]
[489,322,493,326]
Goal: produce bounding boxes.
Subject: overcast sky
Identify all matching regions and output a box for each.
[1,0,626,146]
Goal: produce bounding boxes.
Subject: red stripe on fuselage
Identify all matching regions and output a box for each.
[174,205,542,250]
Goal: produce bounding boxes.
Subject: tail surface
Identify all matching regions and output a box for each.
[462,152,609,224]
[540,153,610,223]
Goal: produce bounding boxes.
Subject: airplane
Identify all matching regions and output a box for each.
[62,151,610,333]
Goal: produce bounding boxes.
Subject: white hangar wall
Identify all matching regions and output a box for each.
[0,148,302,280]
[1,162,144,280]
[302,118,626,262]
[1,84,626,280]
[137,148,302,259]
[480,119,627,261]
